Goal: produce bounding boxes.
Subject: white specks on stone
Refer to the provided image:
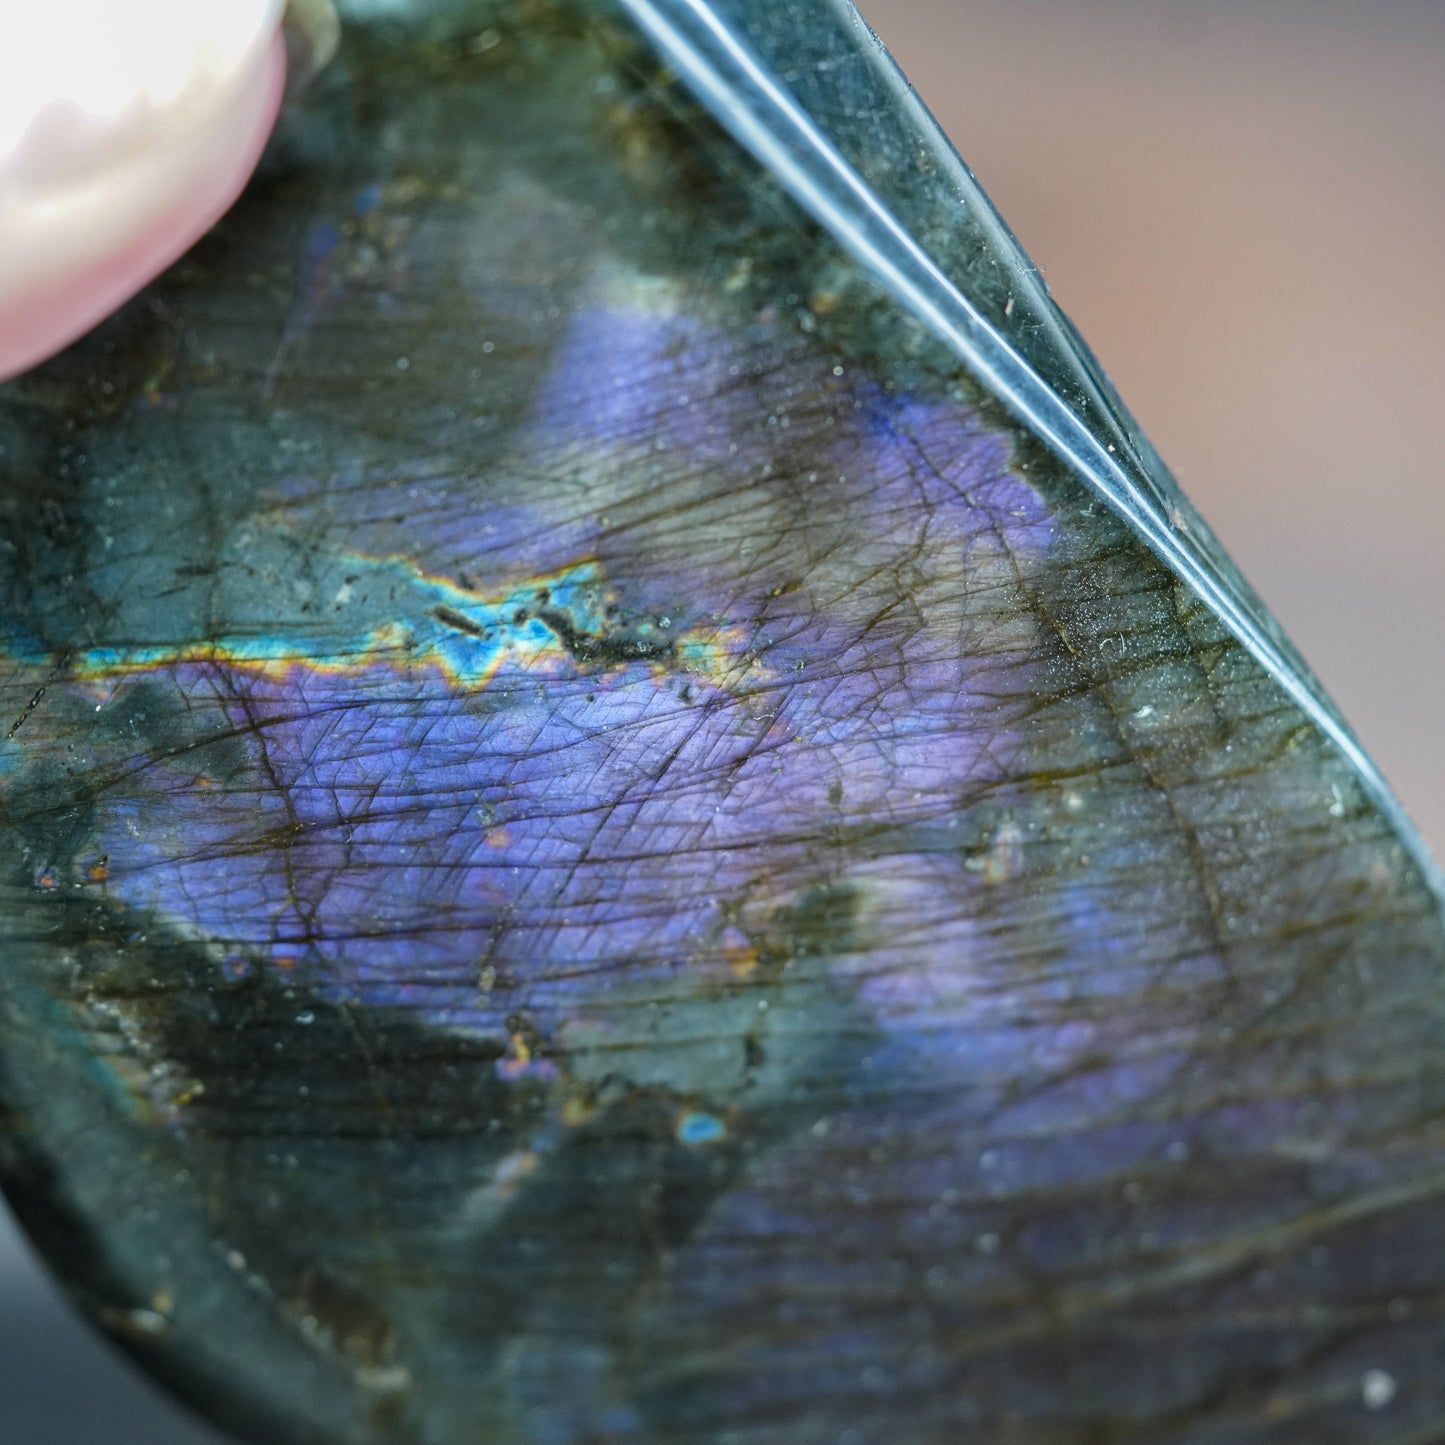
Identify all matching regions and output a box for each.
[123,1307,170,1337]
[1361,1369,1397,1410]
[965,818,1024,884]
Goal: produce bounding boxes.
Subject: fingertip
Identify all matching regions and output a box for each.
[0,3,287,384]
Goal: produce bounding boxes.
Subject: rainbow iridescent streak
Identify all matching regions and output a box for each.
[66,555,751,698]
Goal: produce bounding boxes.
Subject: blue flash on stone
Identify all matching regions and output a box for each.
[676,1111,727,1146]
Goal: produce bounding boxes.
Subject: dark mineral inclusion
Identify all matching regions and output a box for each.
[3,2,1445,1443]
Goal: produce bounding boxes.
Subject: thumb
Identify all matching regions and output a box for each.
[0,0,287,382]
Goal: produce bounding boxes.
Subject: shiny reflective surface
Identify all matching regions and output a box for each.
[3,2,1445,1442]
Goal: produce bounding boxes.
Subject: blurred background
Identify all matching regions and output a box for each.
[4,0,1444,1438]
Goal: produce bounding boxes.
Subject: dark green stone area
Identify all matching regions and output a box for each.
[3,3,1445,1443]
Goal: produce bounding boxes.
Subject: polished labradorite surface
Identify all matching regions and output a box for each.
[3,3,1445,1442]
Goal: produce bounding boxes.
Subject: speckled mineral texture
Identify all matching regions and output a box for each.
[2,4,1445,1443]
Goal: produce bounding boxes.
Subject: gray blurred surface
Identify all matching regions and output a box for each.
[0,1199,224,1443]
[4,1,1444,1439]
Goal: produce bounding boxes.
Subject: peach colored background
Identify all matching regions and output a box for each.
[866,0,1445,859]
[3,4,1444,1439]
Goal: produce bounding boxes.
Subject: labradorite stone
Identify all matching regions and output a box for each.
[2,3,1445,1442]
